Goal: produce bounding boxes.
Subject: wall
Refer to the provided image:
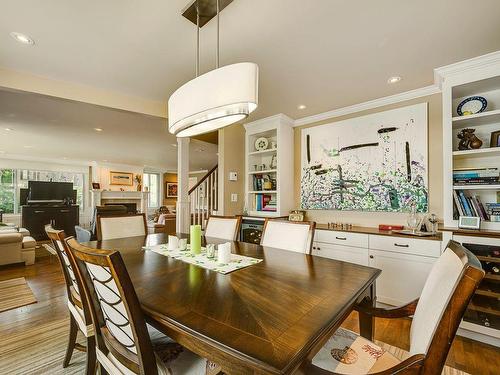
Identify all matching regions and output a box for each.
[93,163,143,191]
[163,172,178,207]
[294,93,443,227]
[218,124,245,216]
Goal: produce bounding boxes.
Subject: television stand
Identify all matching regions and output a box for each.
[21,204,79,241]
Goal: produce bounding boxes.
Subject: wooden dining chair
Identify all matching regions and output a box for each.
[97,213,147,241]
[45,225,96,375]
[260,219,316,254]
[65,238,214,375]
[299,240,484,375]
[204,215,242,241]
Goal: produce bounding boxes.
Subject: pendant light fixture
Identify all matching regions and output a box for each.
[168,0,259,137]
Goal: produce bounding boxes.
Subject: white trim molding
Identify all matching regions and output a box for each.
[293,85,440,127]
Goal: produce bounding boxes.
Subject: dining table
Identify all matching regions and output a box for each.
[84,233,381,375]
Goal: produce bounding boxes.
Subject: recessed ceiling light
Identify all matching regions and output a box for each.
[171,143,177,147]
[62,157,68,160]
[387,76,401,84]
[4,128,12,131]
[10,32,35,45]
[0,150,5,154]
[23,145,33,148]
[297,104,307,110]
[102,159,108,162]
[94,128,103,132]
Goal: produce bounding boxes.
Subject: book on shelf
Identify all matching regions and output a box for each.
[453,167,499,185]
[254,194,277,212]
[453,190,490,220]
[486,203,500,222]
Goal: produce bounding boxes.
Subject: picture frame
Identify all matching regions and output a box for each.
[109,171,134,186]
[166,182,178,198]
[92,182,101,190]
[490,130,500,148]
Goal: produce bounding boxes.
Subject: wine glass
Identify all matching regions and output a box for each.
[407,203,422,234]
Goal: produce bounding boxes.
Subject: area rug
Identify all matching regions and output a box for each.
[0,277,37,313]
[376,340,470,375]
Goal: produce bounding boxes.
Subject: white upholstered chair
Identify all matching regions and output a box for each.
[300,240,484,375]
[204,215,242,241]
[97,213,147,241]
[260,219,316,254]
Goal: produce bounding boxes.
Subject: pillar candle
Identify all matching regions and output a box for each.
[190,225,202,255]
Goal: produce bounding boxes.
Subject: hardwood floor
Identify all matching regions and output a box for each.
[1,256,499,375]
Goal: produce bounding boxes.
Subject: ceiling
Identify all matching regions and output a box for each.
[0,89,218,170]
[0,0,499,166]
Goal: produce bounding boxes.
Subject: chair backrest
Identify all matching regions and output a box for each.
[410,240,484,371]
[97,213,147,241]
[45,225,91,325]
[66,238,158,375]
[75,225,91,243]
[205,215,242,241]
[260,219,316,254]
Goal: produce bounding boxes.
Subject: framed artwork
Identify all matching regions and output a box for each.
[490,131,500,148]
[300,103,428,212]
[109,171,133,186]
[92,182,101,190]
[166,182,178,198]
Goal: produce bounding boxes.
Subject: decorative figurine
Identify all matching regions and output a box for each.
[457,128,482,150]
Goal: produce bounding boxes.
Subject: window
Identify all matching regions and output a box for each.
[144,173,160,208]
[0,168,86,214]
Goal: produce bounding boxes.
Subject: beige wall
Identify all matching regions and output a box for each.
[294,94,443,227]
[218,124,246,216]
[95,165,143,191]
[163,172,178,206]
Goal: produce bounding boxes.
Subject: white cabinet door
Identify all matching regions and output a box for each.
[369,249,436,306]
[313,242,369,266]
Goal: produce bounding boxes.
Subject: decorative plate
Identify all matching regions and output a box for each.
[457,96,487,116]
[254,137,269,151]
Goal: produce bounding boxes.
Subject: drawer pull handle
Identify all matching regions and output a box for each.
[34,210,45,214]
[394,243,409,248]
[335,236,347,240]
[60,210,70,213]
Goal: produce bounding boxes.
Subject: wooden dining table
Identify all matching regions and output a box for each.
[85,233,381,375]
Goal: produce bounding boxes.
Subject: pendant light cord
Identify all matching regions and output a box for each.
[216,0,220,68]
[196,0,200,77]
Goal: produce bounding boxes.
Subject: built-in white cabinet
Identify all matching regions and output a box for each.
[313,229,440,306]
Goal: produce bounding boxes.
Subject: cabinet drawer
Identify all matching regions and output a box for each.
[315,230,368,248]
[312,242,369,266]
[369,235,441,258]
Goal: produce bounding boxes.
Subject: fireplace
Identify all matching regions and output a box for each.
[105,203,137,214]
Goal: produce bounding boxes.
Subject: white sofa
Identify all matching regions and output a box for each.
[0,229,36,266]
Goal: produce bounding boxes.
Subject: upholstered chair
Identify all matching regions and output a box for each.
[97,213,147,241]
[65,238,216,375]
[45,225,96,375]
[75,225,91,243]
[204,215,242,241]
[260,219,316,254]
[299,240,484,375]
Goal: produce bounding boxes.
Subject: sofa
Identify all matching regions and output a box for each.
[0,229,36,266]
[147,213,176,235]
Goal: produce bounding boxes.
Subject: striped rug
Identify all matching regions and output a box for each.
[0,277,37,313]
[376,340,470,375]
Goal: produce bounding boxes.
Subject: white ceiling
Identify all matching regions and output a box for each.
[0,0,499,166]
[0,89,218,170]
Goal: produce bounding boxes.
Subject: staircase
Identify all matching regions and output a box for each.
[189,165,218,229]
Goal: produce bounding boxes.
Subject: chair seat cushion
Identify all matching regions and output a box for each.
[312,328,400,374]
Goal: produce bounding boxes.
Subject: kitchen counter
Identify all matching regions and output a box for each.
[315,223,442,241]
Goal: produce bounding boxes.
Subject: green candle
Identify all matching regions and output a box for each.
[190,224,202,255]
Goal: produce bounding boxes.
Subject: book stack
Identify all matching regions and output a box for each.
[453,168,499,186]
[486,203,500,222]
[252,174,263,191]
[453,190,489,220]
[255,194,276,212]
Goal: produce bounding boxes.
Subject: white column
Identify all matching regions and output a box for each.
[176,137,190,233]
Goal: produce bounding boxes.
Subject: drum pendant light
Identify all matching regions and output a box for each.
[168,0,259,137]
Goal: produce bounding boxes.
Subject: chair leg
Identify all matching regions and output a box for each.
[85,336,96,375]
[63,315,78,367]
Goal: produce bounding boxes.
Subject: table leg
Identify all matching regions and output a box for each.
[358,282,375,341]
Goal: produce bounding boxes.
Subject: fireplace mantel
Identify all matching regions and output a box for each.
[91,190,150,213]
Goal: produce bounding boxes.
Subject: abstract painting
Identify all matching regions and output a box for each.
[301,103,428,212]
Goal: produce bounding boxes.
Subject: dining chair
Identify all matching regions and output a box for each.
[75,225,91,243]
[97,213,147,241]
[44,225,96,375]
[260,219,316,254]
[204,215,242,241]
[65,238,217,375]
[300,240,484,375]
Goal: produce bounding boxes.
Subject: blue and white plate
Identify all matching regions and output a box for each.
[457,96,487,116]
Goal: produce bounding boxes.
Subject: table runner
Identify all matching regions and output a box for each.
[143,244,262,274]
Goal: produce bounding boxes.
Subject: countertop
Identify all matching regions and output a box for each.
[440,226,500,239]
[315,223,443,241]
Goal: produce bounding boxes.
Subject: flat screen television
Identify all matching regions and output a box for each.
[28,181,74,203]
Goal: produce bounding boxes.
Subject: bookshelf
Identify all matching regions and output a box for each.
[441,62,500,230]
[244,114,294,217]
